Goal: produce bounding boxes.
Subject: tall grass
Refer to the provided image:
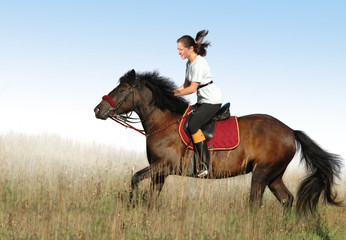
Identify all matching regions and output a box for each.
[0,133,345,239]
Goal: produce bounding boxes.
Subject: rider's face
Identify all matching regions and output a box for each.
[177,42,194,60]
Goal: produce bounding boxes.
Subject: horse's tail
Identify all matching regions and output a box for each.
[294,130,343,215]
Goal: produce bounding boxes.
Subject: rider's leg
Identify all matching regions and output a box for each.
[188,103,221,177]
[191,129,210,177]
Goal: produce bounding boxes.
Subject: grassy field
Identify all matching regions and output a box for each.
[0,133,345,239]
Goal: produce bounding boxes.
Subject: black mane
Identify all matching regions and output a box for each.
[119,70,189,114]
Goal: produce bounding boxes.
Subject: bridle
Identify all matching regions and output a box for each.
[102,83,146,123]
[102,88,135,117]
[101,83,188,138]
[101,83,157,136]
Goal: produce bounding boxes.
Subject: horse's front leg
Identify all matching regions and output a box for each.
[148,173,167,208]
[129,160,170,207]
[129,166,150,206]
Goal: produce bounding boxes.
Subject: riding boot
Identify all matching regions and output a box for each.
[191,129,210,178]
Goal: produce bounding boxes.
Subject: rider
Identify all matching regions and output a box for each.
[173,30,223,177]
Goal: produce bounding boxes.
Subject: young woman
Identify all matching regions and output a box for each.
[174,30,223,177]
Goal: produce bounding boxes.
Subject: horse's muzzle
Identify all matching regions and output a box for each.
[94,105,109,120]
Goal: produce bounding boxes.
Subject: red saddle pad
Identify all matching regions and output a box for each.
[178,105,240,151]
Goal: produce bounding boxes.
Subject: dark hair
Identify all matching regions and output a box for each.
[177,30,211,57]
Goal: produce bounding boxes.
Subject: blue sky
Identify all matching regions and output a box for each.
[1,1,345,163]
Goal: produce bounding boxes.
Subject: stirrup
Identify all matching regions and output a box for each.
[197,169,209,178]
[197,161,209,177]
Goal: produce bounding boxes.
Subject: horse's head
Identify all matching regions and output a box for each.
[94,69,139,120]
[95,69,189,120]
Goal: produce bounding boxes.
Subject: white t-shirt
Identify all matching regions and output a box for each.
[185,55,223,104]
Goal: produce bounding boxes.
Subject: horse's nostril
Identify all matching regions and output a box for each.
[94,107,100,113]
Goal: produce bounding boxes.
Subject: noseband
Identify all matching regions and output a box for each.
[101,83,155,125]
[102,88,135,114]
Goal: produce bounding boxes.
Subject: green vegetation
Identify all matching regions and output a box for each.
[0,133,345,239]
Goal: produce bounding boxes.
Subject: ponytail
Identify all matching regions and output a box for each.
[195,30,210,57]
[177,29,211,57]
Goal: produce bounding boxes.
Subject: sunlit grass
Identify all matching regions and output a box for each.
[0,133,345,239]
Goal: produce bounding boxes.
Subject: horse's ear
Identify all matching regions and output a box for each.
[129,69,136,80]
[120,69,138,87]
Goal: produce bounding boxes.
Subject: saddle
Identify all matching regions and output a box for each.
[184,103,231,141]
[179,104,240,151]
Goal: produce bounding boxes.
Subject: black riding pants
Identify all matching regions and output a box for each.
[188,103,222,135]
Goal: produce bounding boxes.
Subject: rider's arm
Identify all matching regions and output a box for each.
[174,78,189,93]
[174,81,199,96]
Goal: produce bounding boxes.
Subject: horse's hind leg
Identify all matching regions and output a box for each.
[268,176,294,210]
[249,168,268,208]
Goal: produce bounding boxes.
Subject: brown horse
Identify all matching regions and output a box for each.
[94,69,342,215]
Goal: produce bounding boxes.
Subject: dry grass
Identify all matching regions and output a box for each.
[0,133,345,239]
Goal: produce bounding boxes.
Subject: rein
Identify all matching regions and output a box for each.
[108,112,187,138]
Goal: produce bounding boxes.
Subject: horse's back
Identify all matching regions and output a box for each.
[237,114,296,166]
[238,113,294,137]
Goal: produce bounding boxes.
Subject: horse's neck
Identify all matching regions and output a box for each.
[135,88,183,135]
[136,105,180,135]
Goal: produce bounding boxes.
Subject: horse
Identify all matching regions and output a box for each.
[94,69,342,215]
